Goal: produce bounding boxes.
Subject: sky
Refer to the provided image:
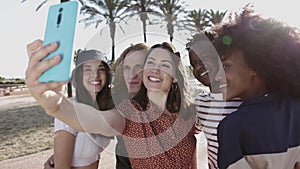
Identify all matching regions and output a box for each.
[0,0,299,78]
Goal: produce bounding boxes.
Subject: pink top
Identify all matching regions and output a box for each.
[116,99,196,169]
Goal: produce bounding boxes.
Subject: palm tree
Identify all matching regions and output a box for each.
[184,9,210,32]
[208,9,227,27]
[78,0,131,62]
[155,0,186,42]
[128,0,158,43]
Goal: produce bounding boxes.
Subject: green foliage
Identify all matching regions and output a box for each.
[0,77,25,84]
[208,9,227,25]
[154,0,187,42]
[73,48,86,63]
[184,8,227,34]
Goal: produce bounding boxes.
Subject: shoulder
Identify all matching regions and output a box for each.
[195,91,214,103]
[54,118,78,136]
[224,98,243,108]
[196,91,211,98]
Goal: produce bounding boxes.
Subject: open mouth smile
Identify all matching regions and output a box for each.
[219,83,228,89]
[200,70,209,77]
[148,76,162,82]
[90,81,101,85]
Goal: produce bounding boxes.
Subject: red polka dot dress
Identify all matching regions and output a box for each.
[116,99,196,169]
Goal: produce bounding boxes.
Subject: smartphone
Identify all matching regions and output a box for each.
[38,1,78,82]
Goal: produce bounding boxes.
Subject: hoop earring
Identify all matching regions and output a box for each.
[171,83,178,92]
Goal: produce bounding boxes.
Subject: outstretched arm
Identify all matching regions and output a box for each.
[25,40,125,136]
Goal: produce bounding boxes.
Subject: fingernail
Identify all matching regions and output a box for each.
[51,42,58,46]
[55,55,61,59]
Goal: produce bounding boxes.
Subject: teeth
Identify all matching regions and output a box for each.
[149,76,161,82]
[90,81,100,85]
[200,70,209,77]
[219,84,228,89]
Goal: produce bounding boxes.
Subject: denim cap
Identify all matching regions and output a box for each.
[71,50,108,88]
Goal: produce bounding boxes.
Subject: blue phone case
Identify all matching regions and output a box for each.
[38,1,78,82]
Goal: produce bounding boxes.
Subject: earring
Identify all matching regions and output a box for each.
[171,82,178,92]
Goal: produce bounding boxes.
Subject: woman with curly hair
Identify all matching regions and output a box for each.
[213,7,300,169]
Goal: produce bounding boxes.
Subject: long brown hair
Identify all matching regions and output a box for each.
[133,42,192,119]
[73,54,114,110]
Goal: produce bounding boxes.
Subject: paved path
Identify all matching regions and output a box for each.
[0,149,54,169]
[0,94,37,111]
[0,136,208,169]
[0,148,116,169]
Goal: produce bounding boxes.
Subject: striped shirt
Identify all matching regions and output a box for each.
[194,91,242,169]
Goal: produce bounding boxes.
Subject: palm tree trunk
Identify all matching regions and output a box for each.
[109,22,116,62]
[112,40,115,62]
[167,21,174,42]
[140,13,147,43]
[143,22,147,43]
[166,16,174,42]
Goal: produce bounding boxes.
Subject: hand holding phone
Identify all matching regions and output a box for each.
[38,1,78,82]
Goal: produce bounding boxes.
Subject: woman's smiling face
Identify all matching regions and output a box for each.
[216,49,260,101]
[82,60,107,97]
[143,48,176,94]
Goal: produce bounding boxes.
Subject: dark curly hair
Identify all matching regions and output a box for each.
[212,7,300,98]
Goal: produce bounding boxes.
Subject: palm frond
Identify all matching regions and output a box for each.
[35,0,49,11]
[208,9,227,25]
[184,9,211,31]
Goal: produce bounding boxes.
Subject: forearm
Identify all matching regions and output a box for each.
[52,97,125,136]
[191,149,197,169]
[54,130,75,169]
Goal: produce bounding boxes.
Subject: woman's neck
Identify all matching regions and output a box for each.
[147,90,168,112]
[89,92,97,102]
[129,93,136,99]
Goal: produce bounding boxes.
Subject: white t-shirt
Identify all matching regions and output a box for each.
[54,118,111,167]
